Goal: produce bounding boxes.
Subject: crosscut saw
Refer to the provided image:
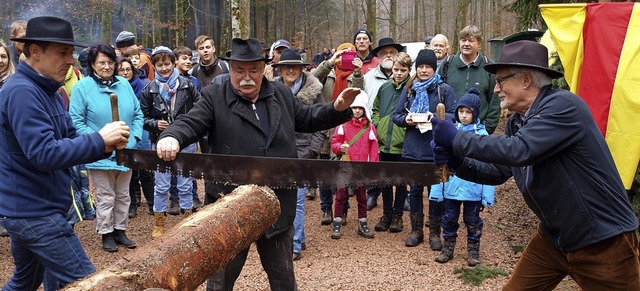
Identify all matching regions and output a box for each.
[116,149,440,189]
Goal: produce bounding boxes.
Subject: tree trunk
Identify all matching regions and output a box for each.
[231,0,250,38]
[66,185,281,291]
[366,0,376,41]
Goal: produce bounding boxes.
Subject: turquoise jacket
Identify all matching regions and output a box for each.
[70,76,143,171]
[430,121,495,206]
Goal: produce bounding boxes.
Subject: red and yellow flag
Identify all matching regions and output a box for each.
[541,3,640,189]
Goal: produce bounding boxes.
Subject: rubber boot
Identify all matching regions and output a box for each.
[435,239,456,263]
[429,217,443,251]
[113,229,136,249]
[152,212,167,238]
[405,214,424,247]
[101,232,118,252]
[467,240,481,266]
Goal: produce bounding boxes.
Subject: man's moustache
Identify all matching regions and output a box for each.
[240,80,256,86]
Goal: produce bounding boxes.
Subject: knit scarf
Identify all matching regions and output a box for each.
[155,68,179,104]
[331,63,353,101]
[410,73,443,113]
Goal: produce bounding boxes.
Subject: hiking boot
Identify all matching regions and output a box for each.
[128,207,137,219]
[389,214,404,233]
[102,232,118,252]
[321,207,333,225]
[405,214,424,247]
[306,188,317,200]
[113,229,136,249]
[193,197,204,209]
[167,200,180,216]
[357,218,374,238]
[467,240,481,266]
[435,239,456,263]
[331,218,342,239]
[182,208,193,219]
[152,212,167,238]
[374,214,391,232]
[429,217,443,251]
[367,196,377,210]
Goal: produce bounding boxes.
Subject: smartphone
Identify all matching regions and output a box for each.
[341,51,357,70]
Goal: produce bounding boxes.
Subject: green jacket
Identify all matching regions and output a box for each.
[371,78,407,155]
[437,52,500,134]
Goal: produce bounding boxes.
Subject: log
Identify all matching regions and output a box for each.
[65,185,280,291]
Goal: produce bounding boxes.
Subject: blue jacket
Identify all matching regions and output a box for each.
[430,121,495,205]
[392,82,457,161]
[0,62,107,218]
[453,85,638,252]
[69,76,143,171]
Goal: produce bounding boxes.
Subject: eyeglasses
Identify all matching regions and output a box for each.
[97,61,115,68]
[496,73,516,89]
[231,69,263,79]
[118,68,132,73]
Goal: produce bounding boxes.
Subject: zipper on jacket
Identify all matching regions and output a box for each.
[252,103,260,121]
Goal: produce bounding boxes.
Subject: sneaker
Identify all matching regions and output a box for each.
[193,197,204,209]
[305,188,317,200]
[331,218,342,239]
[357,218,374,238]
[167,200,180,216]
[321,207,333,225]
[374,214,391,232]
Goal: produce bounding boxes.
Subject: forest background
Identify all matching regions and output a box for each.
[2,0,636,58]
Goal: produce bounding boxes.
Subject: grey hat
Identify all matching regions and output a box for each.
[116,31,135,48]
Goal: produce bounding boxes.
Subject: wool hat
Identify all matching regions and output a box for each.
[336,42,356,52]
[271,49,309,67]
[370,37,405,57]
[151,46,174,58]
[11,16,86,47]
[415,49,437,70]
[353,29,373,43]
[350,91,371,121]
[221,38,271,62]
[483,40,563,79]
[115,31,135,48]
[456,87,481,123]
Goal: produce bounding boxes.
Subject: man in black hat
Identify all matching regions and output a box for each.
[432,40,640,289]
[155,37,360,290]
[0,16,130,289]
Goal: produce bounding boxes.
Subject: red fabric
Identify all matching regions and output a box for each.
[331,64,353,101]
[579,3,634,135]
[331,118,379,162]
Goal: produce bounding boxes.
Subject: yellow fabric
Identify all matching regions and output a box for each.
[605,4,640,188]
[62,65,82,97]
[540,4,586,94]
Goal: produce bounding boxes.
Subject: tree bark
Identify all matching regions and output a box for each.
[65,185,281,291]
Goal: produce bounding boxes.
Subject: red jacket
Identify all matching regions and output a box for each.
[331,117,379,162]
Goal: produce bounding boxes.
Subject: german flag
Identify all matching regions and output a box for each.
[541,3,640,189]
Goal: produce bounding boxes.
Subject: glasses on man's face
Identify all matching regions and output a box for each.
[118,68,132,73]
[231,69,262,79]
[496,73,516,90]
[97,61,115,68]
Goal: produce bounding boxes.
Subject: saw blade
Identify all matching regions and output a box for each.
[116,149,439,189]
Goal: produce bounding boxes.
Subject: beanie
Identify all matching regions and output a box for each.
[116,31,135,48]
[353,29,372,43]
[151,45,174,58]
[456,87,481,123]
[414,49,437,71]
[336,42,356,52]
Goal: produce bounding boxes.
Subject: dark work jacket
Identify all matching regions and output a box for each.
[453,85,638,252]
[160,76,352,238]
[140,75,201,143]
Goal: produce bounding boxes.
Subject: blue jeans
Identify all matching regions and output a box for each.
[441,199,483,242]
[293,187,306,253]
[0,213,95,291]
[153,143,196,212]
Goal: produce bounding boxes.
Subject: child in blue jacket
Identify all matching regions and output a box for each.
[430,88,495,266]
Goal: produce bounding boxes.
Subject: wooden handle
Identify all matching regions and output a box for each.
[110,93,119,122]
[436,103,449,182]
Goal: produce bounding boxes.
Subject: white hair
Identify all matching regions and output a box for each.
[511,68,552,88]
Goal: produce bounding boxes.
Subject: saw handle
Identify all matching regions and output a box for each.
[110,93,119,122]
[436,103,449,182]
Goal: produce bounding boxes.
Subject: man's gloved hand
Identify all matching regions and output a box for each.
[432,117,457,149]
[430,140,463,169]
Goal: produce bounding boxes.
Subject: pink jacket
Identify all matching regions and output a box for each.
[331,117,379,162]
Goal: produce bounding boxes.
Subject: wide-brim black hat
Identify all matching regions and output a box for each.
[11,16,86,48]
[220,38,271,62]
[370,37,405,57]
[483,40,563,79]
[271,49,309,67]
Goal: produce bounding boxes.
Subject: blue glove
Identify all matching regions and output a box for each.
[430,140,464,169]
[432,117,457,149]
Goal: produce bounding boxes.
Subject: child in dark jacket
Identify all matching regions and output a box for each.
[430,88,495,266]
[330,91,379,239]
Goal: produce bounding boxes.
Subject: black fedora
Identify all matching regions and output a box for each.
[483,40,563,79]
[11,16,86,47]
[370,37,405,56]
[221,38,271,62]
[271,49,309,67]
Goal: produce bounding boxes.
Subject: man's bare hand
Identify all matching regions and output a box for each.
[333,87,361,111]
[157,120,169,131]
[99,121,130,153]
[156,137,180,161]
